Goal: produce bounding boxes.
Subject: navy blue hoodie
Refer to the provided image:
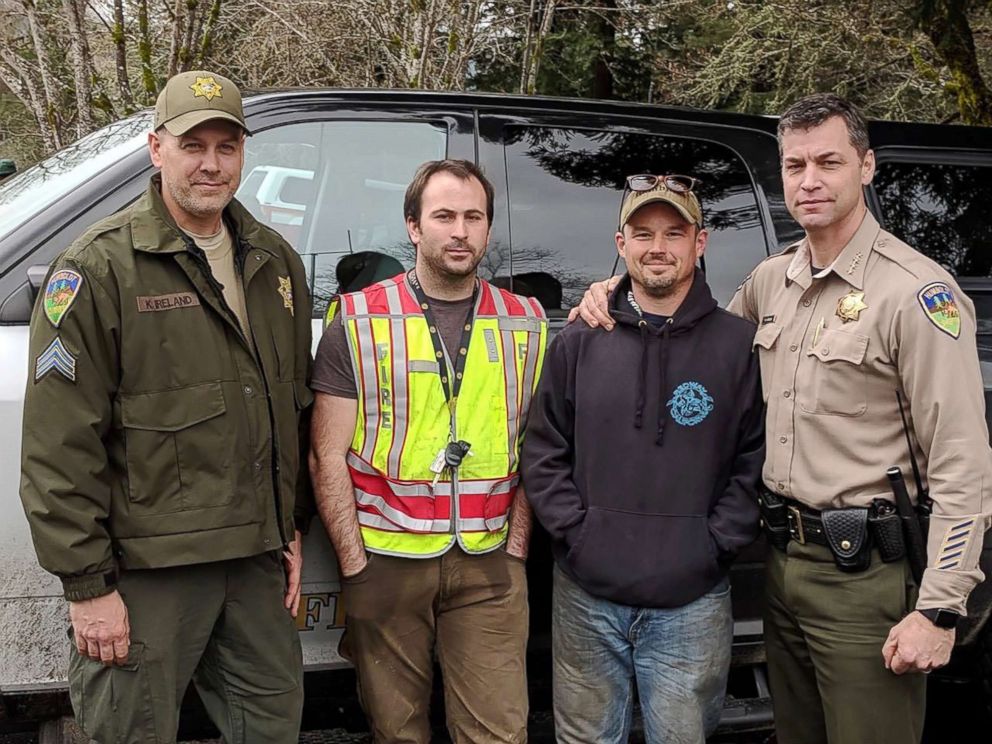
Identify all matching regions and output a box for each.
[521,272,764,608]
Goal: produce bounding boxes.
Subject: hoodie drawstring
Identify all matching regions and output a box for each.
[656,319,673,445]
[634,320,649,429]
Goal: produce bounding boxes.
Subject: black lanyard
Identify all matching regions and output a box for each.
[407,270,478,411]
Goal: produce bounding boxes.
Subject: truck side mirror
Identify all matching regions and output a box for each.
[0,264,49,325]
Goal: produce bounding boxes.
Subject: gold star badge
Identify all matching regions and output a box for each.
[190,76,223,101]
[836,291,867,323]
[278,276,294,316]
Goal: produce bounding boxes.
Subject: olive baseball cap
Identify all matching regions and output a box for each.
[619,183,703,228]
[154,70,248,136]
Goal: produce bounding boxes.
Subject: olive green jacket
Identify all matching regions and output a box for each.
[20,177,314,601]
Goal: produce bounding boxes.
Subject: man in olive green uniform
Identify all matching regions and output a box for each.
[19,71,313,743]
[573,94,992,744]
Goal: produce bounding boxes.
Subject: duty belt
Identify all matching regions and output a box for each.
[758,486,908,573]
[781,496,828,546]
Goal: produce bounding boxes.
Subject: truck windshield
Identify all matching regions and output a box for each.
[0,111,153,243]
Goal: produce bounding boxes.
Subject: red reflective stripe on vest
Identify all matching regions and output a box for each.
[348,465,453,520]
[359,274,419,314]
[456,489,515,521]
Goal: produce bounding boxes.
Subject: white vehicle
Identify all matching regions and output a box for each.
[238,164,315,229]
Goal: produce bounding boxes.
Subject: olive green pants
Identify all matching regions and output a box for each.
[339,547,529,744]
[764,541,925,744]
[68,552,303,744]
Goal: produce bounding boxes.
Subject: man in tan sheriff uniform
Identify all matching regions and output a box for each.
[572,93,992,744]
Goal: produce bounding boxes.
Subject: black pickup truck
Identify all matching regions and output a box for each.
[1,90,991,740]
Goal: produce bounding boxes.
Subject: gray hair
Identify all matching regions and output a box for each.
[777,93,870,159]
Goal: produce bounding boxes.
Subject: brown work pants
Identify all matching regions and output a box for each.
[339,546,529,744]
[764,541,925,744]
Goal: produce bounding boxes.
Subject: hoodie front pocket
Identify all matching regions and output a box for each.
[566,506,721,608]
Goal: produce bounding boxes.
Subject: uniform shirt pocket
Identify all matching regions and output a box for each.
[119,382,234,512]
[752,322,782,403]
[800,329,869,416]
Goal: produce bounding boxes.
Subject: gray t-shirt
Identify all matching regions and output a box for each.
[312,295,474,399]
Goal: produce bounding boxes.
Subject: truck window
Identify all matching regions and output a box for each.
[236,120,447,318]
[874,158,992,409]
[502,126,767,315]
[874,160,992,277]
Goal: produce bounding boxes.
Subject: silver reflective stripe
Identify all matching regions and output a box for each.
[519,306,544,436]
[357,511,403,532]
[459,514,509,532]
[347,313,410,320]
[339,295,364,417]
[458,475,518,495]
[347,453,438,497]
[358,511,455,535]
[349,293,381,463]
[346,452,455,496]
[498,317,542,333]
[346,450,378,475]
[355,490,449,533]
[489,288,520,471]
[409,360,440,373]
[384,283,409,478]
[484,328,500,362]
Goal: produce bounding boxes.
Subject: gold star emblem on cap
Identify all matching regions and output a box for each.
[190,76,223,101]
[836,291,867,323]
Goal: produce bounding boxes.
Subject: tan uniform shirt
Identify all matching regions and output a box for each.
[190,223,250,338]
[729,211,992,614]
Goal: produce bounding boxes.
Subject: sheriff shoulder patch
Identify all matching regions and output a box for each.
[917,281,960,339]
[44,269,83,327]
[35,337,76,383]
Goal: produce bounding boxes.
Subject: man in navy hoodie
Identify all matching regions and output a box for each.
[521,176,764,744]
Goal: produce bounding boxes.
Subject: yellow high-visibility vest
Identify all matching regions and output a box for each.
[324,296,339,327]
[340,273,547,557]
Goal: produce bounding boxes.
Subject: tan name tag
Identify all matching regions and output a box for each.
[136,292,201,313]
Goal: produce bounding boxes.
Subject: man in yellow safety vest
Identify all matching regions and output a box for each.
[309,159,547,743]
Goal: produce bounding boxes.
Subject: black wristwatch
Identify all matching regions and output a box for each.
[918,608,960,629]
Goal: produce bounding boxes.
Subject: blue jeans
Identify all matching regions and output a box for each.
[552,565,732,744]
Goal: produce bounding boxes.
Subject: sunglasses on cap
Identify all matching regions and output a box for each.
[625,174,701,194]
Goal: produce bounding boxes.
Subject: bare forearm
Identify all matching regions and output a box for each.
[311,452,366,575]
[505,486,533,559]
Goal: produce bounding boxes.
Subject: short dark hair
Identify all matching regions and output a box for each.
[404,159,495,226]
[777,93,871,159]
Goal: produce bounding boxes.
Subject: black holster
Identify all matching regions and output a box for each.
[869,499,906,563]
[821,507,872,572]
[758,489,790,551]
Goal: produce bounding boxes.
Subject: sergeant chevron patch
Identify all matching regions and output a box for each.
[34,337,76,383]
[936,518,975,570]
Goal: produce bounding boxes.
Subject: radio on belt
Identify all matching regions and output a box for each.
[430,440,472,488]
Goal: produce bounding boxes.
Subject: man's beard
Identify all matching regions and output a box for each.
[165,174,234,218]
[422,241,485,281]
[636,261,678,297]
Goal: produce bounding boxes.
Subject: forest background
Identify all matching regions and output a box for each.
[2,0,992,168]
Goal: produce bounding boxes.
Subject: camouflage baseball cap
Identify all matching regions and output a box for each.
[619,182,703,228]
[154,70,248,136]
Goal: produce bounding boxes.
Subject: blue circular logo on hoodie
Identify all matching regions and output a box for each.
[667,381,714,426]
